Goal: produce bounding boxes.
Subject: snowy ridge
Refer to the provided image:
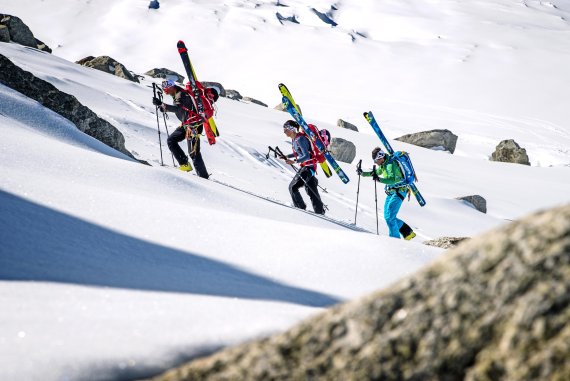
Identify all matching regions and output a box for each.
[0,0,569,379]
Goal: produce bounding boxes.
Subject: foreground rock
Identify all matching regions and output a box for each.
[491,139,530,165]
[76,55,140,83]
[0,14,51,53]
[0,54,135,160]
[396,129,458,154]
[148,203,570,381]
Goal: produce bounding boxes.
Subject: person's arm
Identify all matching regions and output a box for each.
[377,162,403,185]
[295,136,312,163]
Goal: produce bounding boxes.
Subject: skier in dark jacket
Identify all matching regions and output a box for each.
[152,79,218,179]
[358,147,416,240]
[281,120,325,214]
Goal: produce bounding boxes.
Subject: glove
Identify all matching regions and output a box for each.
[372,171,380,181]
[152,97,162,106]
[356,167,363,175]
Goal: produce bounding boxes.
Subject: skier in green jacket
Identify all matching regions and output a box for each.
[357,147,416,240]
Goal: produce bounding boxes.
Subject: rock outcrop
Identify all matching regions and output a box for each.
[0,54,134,160]
[423,236,470,249]
[396,129,458,154]
[243,97,268,107]
[76,55,139,83]
[491,139,530,165]
[0,14,52,53]
[145,68,185,84]
[147,203,570,381]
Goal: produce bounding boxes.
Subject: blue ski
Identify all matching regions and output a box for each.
[364,111,426,206]
[280,87,350,184]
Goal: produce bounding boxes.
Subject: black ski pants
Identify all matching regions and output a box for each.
[289,166,324,214]
[167,126,209,179]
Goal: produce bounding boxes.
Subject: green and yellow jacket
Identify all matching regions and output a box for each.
[362,156,406,189]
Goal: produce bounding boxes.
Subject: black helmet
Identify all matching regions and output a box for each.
[283,120,299,132]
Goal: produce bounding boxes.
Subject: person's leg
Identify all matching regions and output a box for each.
[384,192,404,238]
[189,137,209,179]
[167,126,189,165]
[304,171,324,214]
[289,170,307,209]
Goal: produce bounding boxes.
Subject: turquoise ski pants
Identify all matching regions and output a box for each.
[384,190,406,238]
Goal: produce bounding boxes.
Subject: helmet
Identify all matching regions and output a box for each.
[283,120,299,132]
[207,87,219,102]
[161,79,176,91]
[372,147,385,161]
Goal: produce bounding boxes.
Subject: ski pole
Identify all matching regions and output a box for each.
[152,83,165,166]
[354,159,362,225]
[156,86,176,167]
[373,164,379,235]
[268,146,329,194]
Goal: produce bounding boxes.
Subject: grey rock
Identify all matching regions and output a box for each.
[457,195,487,213]
[76,55,140,83]
[491,139,530,165]
[0,25,9,43]
[144,68,184,83]
[0,14,52,52]
[337,119,358,132]
[424,236,470,249]
[0,14,36,47]
[0,53,135,160]
[225,89,242,101]
[201,81,226,98]
[243,97,268,107]
[330,137,356,164]
[147,203,570,381]
[396,129,458,154]
[34,38,52,53]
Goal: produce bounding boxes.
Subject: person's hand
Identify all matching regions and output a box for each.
[285,159,295,165]
[356,167,363,175]
[152,97,162,106]
[159,103,167,112]
[372,171,380,181]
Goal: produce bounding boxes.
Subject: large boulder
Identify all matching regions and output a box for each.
[76,56,139,83]
[0,53,135,160]
[329,137,356,164]
[0,14,52,52]
[337,119,358,132]
[456,195,487,213]
[396,129,458,154]
[144,68,184,84]
[147,203,570,381]
[491,139,530,165]
[201,81,226,98]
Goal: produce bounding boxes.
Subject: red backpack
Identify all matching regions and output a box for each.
[181,81,215,126]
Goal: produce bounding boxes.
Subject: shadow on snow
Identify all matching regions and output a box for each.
[0,191,340,307]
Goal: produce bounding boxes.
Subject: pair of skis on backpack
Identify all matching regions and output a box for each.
[177,40,219,145]
[280,84,426,206]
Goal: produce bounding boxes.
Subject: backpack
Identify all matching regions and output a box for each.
[390,151,418,186]
[181,81,215,126]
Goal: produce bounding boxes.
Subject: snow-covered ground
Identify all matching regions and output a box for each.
[1,0,569,380]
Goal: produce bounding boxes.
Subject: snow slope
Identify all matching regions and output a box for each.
[1,0,570,380]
